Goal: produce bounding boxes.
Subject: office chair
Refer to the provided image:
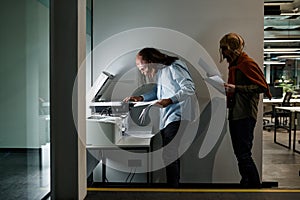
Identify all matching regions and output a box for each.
[275,92,293,129]
[263,92,293,131]
[273,92,293,149]
[263,107,275,131]
[263,86,283,130]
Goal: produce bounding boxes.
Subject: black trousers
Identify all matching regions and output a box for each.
[229,117,261,188]
[160,120,188,187]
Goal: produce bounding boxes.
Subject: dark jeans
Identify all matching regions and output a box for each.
[229,117,261,188]
[160,120,188,187]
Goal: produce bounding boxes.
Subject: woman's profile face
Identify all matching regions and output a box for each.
[220,45,238,64]
[136,55,157,78]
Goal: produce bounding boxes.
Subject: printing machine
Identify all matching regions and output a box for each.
[86,70,155,183]
[86,71,121,146]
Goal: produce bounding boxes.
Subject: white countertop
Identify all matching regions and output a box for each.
[275,106,300,112]
[263,98,300,103]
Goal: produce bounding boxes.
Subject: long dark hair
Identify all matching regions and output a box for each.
[138,47,178,65]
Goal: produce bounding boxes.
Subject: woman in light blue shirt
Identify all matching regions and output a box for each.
[124,47,195,187]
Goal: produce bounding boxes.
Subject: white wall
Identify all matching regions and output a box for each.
[91,0,264,183]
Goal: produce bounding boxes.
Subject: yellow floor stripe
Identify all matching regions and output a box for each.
[87,187,300,193]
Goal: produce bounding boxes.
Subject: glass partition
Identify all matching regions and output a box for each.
[0,0,50,199]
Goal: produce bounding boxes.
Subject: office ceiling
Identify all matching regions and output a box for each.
[264,0,300,38]
[264,0,300,64]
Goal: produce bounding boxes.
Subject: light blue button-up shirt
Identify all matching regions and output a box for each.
[142,60,195,129]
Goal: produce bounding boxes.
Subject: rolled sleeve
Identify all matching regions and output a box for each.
[142,86,157,101]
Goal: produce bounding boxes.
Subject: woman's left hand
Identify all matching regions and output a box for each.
[224,83,236,93]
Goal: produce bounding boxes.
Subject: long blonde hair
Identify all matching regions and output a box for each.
[219,33,245,62]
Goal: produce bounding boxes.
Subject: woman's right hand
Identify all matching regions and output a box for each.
[123,96,143,102]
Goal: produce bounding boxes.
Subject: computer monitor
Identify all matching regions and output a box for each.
[268,85,283,99]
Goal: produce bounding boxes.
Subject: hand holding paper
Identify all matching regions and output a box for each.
[204,75,226,94]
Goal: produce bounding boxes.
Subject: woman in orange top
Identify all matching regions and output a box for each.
[220,33,271,188]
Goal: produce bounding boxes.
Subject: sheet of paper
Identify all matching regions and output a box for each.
[204,75,226,94]
[198,57,220,77]
[209,75,225,84]
[138,104,155,124]
[132,100,158,107]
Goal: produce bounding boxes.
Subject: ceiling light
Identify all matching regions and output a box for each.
[264,48,300,52]
[264,61,286,65]
[264,39,300,42]
[264,0,293,4]
[264,51,300,54]
[277,55,300,59]
[280,12,300,15]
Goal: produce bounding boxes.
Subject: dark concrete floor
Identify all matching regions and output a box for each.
[0,149,50,200]
[262,129,300,188]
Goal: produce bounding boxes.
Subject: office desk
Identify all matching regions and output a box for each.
[263,98,300,130]
[274,106,300,153]
[263,98,300,104]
